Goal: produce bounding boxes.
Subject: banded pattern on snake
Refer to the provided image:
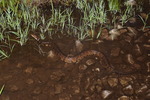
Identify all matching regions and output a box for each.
[31,34,110,65]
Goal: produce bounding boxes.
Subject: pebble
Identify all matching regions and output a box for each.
[147,62,150,72]
[119,77,133,86]
[109,29,120,36]
[133,44,142,56]
[54,84,63,94]
[47,50,55,58]
[10,85,19,92]
[123,85,134,95]
[107,77,118,87]
[111,47,121,57]
[24,67,33,74]
[86,59,96,66]
[72,85,80,94]
[95,85,102,92]
[118,96,130,100]
[127,27,137,36]
[79,64,88,71]
[101,90,112,99]
[33,87,41,95]
[125,54,135,64]
[136,85,148,94]
[26,79,34,85]
[75,40,83,52]
[143,44,150,50]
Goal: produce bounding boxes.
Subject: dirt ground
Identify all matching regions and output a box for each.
[0,28,150,100]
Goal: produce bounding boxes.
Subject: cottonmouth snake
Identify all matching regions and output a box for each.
[31,34,110,64]
[31,34,150,75]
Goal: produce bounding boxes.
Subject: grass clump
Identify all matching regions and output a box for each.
[0,0,148,61]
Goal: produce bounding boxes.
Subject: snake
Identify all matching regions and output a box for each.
[31,34,110,65]
[31,34,150,75]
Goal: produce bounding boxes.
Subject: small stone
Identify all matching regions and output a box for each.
[127,27,137,36]
[101,90,112,99]
[16,63,23,68]
[147,62,150,72]
[123,85,134,95]
[119,77,133,86]
[26,79,34,85]
[107,77,118,87]
[75,40,83,52]
[33,87,41,94]
[72,85,80,94]
[54,84,63,94]
[118,96,130,100]
[143,44,150,50]
[125,54,135,64]
[117,25,124,29]
[86,59,95,66]
[111,47,121,57]
[10,85,19,92]
[133,44,142,56]
[95,85,102,92]
[79,64,88,71]
[47,50,55,58]
[24,67,33,74]
[107,34,118,41]
[136,85,148,94]
[109,29,120,36]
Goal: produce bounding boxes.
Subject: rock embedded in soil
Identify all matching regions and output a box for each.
[101,90,113,99]
[127,27,138,36]
[10,85,19,92]
[24,67,33,74]
[110,47,121,57]
[118,96,130,100]
[133,44,142,56]
[123,85,134,95]
[54,84,63,94]
[75,40,83,53]
[107,77,118,87]
[26,79,34,85]
[33,87,41,95]
[136,85,148,94]
[79,64,87,71]
[124,54,135,64]
[143,44,150,50]
[146,62,150,72]
[119,77,133,86]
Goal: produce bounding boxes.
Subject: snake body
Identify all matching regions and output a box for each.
[31,34,150,75]
[31,34,109,65]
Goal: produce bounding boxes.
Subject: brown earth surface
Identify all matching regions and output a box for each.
[0,28,150,100]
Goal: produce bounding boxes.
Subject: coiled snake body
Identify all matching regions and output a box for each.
[31,34,149,75]
[31,34,110,65]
